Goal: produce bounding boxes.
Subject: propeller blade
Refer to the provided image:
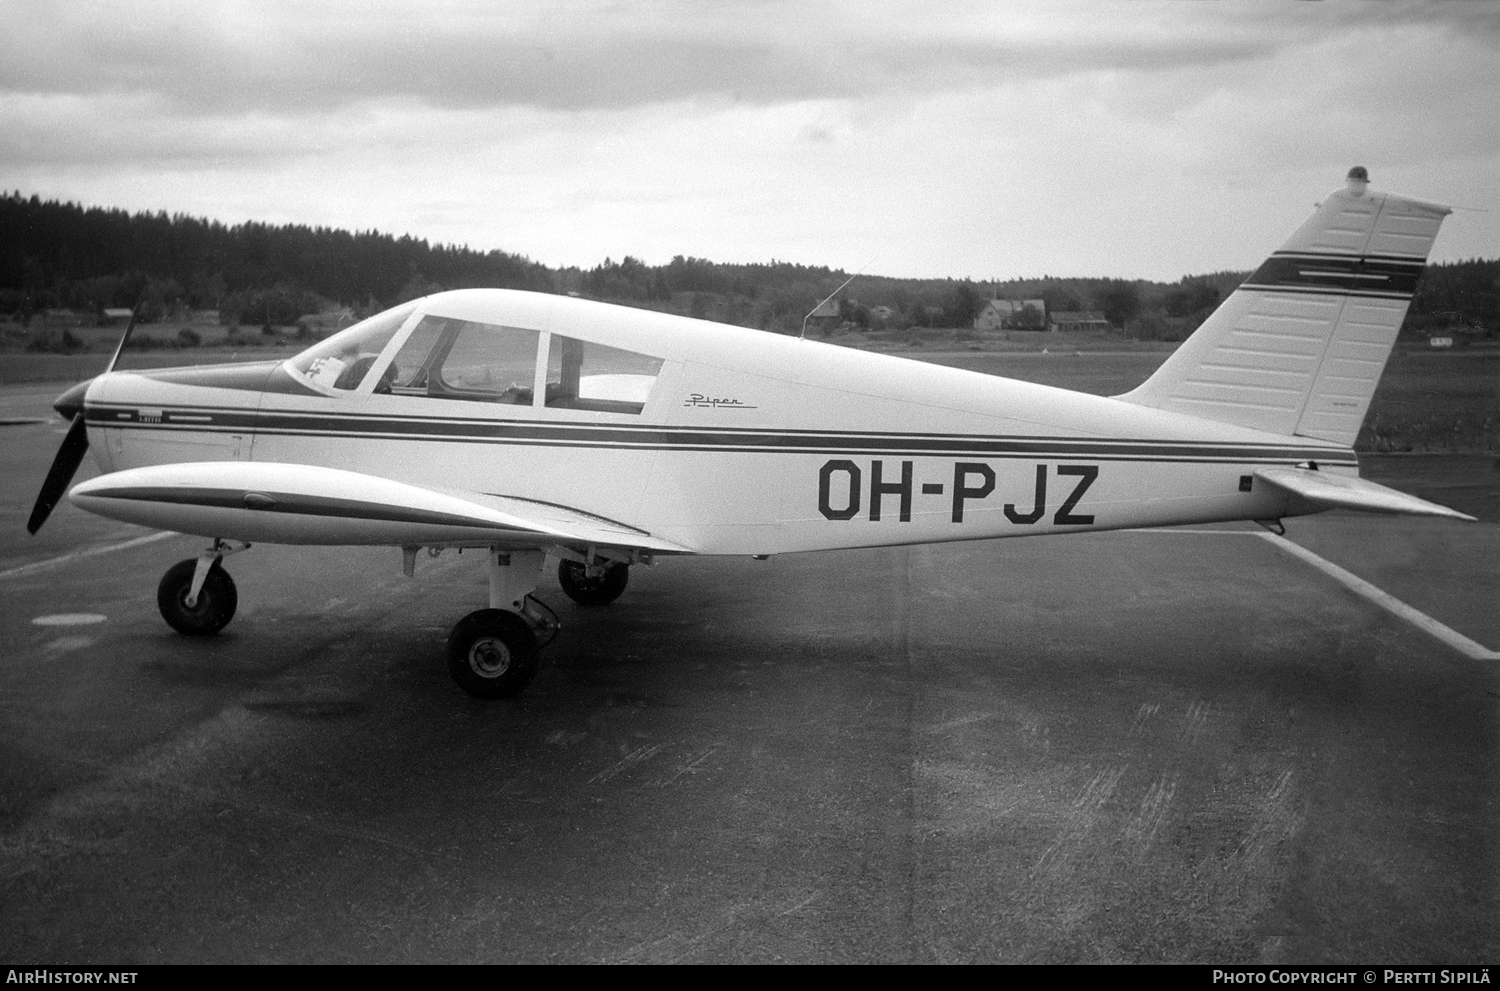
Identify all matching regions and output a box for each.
[104,304,140,374]
[27,303,138,535]
[27,412,90,535]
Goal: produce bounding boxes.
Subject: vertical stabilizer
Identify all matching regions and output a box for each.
[1118,170,1450,445]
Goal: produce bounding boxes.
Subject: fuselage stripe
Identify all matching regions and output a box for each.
[91,425,1353,464]
[84,404,1351,464]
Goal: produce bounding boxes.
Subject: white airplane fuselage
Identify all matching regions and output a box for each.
[80,289,1344,557]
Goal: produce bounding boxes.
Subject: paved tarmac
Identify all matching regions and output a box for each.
[0,381,1495,964]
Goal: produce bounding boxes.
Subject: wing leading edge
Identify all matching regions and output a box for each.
[68,461,695,552]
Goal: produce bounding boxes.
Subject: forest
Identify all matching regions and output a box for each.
[3,191,1496,341]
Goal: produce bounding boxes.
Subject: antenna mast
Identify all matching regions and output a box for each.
[800,256,877,340]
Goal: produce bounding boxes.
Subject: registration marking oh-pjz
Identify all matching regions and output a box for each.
[817,458,1099,525]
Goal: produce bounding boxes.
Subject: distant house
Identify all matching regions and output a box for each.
[974,301,1008,331]
[41,308,81,327]
[974,299,1047,331]
[869,305,894,323]
[1049,310,1112,333]
[101,308,134,325]
[803,297,842,333]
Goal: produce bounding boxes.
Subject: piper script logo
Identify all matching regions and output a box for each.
[684,393,757,410]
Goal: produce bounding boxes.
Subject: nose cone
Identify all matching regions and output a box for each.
[52,378,92,421]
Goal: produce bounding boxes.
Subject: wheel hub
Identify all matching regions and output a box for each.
[468,636,512,678]
[177,589,210,615]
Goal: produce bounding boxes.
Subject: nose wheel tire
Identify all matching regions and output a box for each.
[447,609,539,698]
[157,558,238,636]
[557,560,629,606]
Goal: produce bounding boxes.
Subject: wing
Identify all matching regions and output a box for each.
[68,461,694,553]
[1255,465,1475,521]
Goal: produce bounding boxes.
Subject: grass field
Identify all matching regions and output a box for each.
[1354,349,1500,453]
[0,347,295,385]
[3,319,300,351]
[826,324,1173,354]
[921,346,1499,454]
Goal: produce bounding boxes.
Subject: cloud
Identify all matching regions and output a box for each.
[2,1,1497,278]
[1,0,1446,116]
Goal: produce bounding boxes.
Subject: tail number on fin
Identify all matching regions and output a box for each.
[818,460,1098,526]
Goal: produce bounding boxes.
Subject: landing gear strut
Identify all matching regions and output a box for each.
[157,539,248,636]
[446,548,557,698]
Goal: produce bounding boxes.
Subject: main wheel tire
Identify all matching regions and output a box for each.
[157,558,238,636]
[446,609,538,698]
[557,560,629,606]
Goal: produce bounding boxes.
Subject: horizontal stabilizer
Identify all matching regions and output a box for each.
[1255,466,1475,521]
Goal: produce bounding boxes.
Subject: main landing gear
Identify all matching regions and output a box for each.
[557,558,629,606]
[445,548,631,697]
[157,539,248,636]
[445,549,561,699]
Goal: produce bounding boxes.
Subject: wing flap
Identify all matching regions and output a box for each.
[69,461,694,551]
[1255,466,1475,521]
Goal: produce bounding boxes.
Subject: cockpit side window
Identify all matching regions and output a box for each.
[386,316,450,393]
[287,300,419,393]
[385,315,541,405]
[544,335,664,414]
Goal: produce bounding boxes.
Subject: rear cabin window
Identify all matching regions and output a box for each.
[386,316,540,405]
[544,335,664,414]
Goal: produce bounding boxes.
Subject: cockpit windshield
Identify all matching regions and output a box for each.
[286,300,420,393]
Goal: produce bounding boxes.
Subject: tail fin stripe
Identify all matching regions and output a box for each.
[1273,250,1427,263]
[1244,253,1423,297]
[1245,285,1414,301]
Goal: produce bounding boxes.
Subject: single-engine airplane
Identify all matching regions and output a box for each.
[27,168,1474,698]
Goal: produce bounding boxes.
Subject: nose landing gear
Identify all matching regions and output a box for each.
[157,539,249,636]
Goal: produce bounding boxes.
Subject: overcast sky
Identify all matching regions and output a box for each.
[3,0,1497,282]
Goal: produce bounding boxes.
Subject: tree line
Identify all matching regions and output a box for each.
[2,192,1494,339]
